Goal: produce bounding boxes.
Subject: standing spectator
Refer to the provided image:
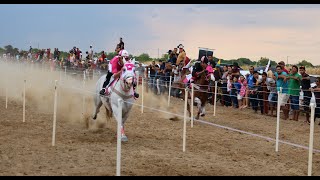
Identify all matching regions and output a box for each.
[231,62,240,79]
[250,71,261,113]
[53,48,57,60]
[88,45,93,60]
[230,76,241,108]
[167,50,173,63]
[100,51,106,63]
[267,78,277,117]
[136,62,145,78]
[85,51,90,61]
[259,72,269,115]
[300,66,312,123]
[118,37,124,50]
[221,65,232,107]
[176,44,186,66]
[76,48,82,61]
[239,75,248,109]
[56,48,60,61]
[47,48,51,60]
[310,77,320,124]
[274,65,289,120]
[278,61,289,74]
[173,47,178,56]
[246,66,255,108]
[287,65,302,121]
[267,64,273,78]
[149,60,159,89]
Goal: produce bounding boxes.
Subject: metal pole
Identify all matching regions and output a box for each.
[276,87,282,152]
[308,103,316,176]
[116,99,123,176]
[52,80,58,146]
[141,78,144,114]
[214,81,218,117]
[23,80,26,123]
[183,89,188,152]
[191,84,194,128]
[168,76,172,107]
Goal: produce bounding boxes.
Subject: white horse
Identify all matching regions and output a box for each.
[93,58,136,142]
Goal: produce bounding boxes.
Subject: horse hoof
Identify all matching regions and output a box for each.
[121,136,128,142]
[92,115,97,120]
[201,114,205,117]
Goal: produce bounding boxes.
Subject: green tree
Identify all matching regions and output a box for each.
[237,58,254,66]
[136,53,152,62]
[297,60,314,67]
[257,57,277,67]
[106,52,117,60]
[0,47,5,55]
[4,45,14,54]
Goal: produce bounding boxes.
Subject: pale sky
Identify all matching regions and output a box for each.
[0,4,319,65]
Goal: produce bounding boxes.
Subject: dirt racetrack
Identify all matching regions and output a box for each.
[0,61,320,176]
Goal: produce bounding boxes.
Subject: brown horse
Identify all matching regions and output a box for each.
[187,68,209,120]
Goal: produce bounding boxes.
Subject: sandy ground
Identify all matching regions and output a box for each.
[0,61,320,176]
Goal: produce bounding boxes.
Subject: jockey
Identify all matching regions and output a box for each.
[100,49,139,99]
[186,56,209,89]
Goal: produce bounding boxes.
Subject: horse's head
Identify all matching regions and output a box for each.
[121,58,136,90]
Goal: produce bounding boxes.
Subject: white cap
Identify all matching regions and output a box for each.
[120,50,129,57]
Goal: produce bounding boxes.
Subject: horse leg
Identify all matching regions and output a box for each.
[93,98,103,120]
[120,103,133,142]
[200,106,206,117]
[194,97,201,120]
[200,95,207,117]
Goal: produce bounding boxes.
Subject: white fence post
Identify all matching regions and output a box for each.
[276,87,282,152]
[82,80,86,117]
[141,78,144,114]
[214,81,218,117]
[5,86,8,109]
[116,99,123,176]
[183,89,188,152]
[52,80,58,146]
[168,76,172,107]
[64,66,67,79]
[136,72,140,92]
[191,83,194,128]
[5,59,8,109]
[23,80,26,123]
[157,79,160,95]
[308,103,316,176]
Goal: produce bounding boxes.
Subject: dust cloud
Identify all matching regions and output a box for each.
[0,58,184,129]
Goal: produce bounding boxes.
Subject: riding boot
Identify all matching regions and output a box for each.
[100,72,113,95]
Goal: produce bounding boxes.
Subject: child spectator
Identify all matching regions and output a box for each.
[239,75,248,109]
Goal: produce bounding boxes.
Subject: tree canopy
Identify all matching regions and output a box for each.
[297,60,314,68]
